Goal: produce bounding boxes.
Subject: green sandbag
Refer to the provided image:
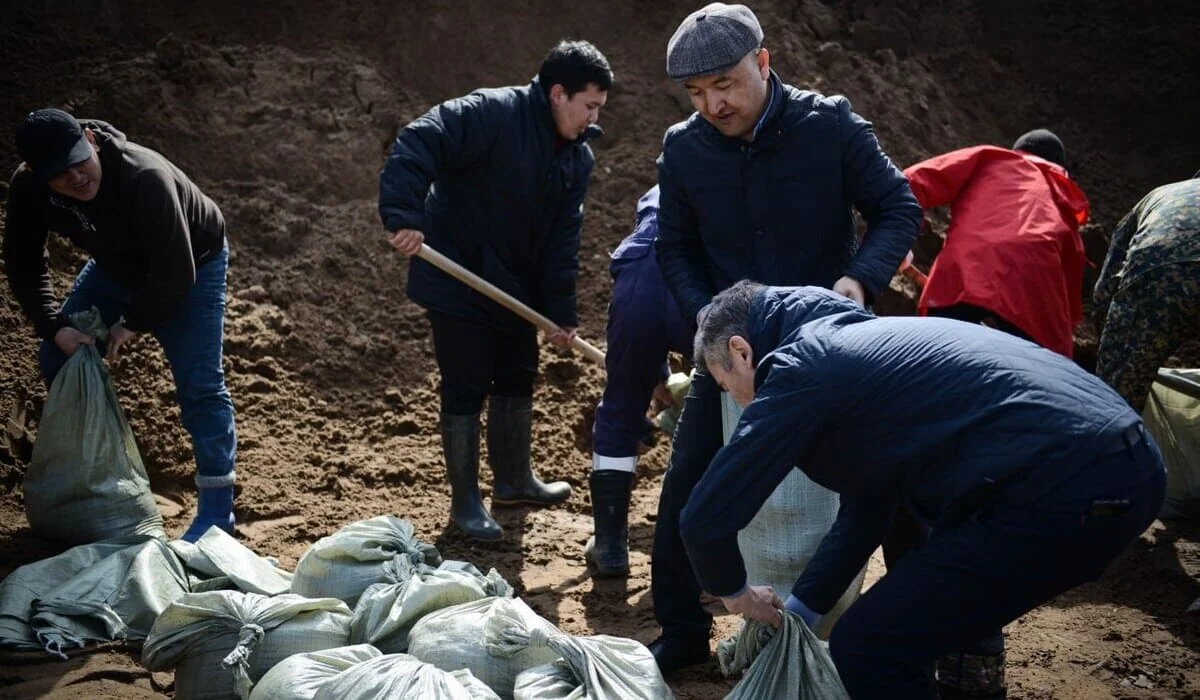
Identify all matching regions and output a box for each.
[23,308,164,544]
[249,644,383,700]
[717,612,849,699]
[312,653,501,700]
[511,633,673,699]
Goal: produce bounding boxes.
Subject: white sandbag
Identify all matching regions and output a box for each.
[0,535,183,655]
[717,612,849,699]
[511,632,673,700]
[350,557,513,652]
[248,644,382,700]
[312,652,501,700]
[170,527,294,596]
[1144,368,1200,519]
[23,309,165,544]
[291,515,442,606]
[142,591,352,700]
[407,597,560,698]
[721,393,864,638]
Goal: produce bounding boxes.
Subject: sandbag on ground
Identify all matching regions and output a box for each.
[23,309,165,545]
[1143,368,1200,519]
[311,652,501,700]
[0,535,171,654]
[170,527,294,595]
[717,612,848,699]
[510,629,673,699]
[290,515,441,606]
[249,644,382,700]
[350,557,513,652]
[407,597,560,699]
[142,591,352,700]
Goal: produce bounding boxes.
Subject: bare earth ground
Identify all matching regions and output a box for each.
[2,1,1200,698]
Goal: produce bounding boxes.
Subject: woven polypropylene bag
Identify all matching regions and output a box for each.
[142,591,352,700]
[510,631,673,700]
[291,516,441,606]
[1144,368,1200,519]
[311,652,501,700]
[721,393,864,638]
[717,612,849,699]
[407,597,560,698]
[248,644,382,700]
[350,557,513,652]
[23,309,164,544]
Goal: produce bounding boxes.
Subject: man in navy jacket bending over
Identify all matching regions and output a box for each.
[683,281,1165,699]
[648,2,922,671]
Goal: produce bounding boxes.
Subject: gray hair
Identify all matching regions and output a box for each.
[694,280,765,370]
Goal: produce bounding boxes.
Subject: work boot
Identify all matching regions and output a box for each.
[488,395,571,506]
[442,413,503,541]
[936,633,1007,700]
[648,633,710,676]
[182,479,236,543]
[585,468,634,577]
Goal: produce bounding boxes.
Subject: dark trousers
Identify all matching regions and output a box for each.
[829,428,1166,699]
[428,311,538,415]
[928,303,1033,344]
[593,254,693,461]
[651,368,724,637]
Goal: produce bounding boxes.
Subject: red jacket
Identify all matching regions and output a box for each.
[904,146,1089,357]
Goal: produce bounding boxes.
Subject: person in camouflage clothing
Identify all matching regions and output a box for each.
[1094,176,1200,412]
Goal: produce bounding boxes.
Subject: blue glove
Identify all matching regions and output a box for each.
[785,594,821,631]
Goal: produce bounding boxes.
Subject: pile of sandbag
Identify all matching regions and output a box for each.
[290,515,442,605]
[23,308,165,544]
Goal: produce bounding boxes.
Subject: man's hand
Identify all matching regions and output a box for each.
[546,326,577,348]
[53,327,94,357]
[833,276,866,306]
[388,228,424,257]
[106,323,137,362]
[721,584,785,629]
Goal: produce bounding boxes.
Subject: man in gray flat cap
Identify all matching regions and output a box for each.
[648,2,922,673]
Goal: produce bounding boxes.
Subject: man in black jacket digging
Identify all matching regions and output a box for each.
[379,41,612,541]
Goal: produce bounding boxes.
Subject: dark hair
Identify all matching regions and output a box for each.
[538,40,613,97]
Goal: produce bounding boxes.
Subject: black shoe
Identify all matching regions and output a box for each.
[441,413,503,541]
[488,396,571,506]
[585,469,634,577]
[648,634,710,675]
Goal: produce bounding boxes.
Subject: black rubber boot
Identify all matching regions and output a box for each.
[936,632,1007,700]
[441,413,502,541]
[488,395,572,506]
[585,469,634,577]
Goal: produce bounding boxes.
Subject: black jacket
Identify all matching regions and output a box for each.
[379,77,598,332]
[654,74,921,323]
[4,121,225,338]
[680,286,1140,611]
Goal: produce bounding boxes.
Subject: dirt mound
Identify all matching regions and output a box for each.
[3,1,1200,698]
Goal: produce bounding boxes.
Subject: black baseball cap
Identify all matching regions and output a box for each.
[15,108,94,182]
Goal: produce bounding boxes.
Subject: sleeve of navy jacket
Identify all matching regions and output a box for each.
[834,98,923,297]
[378,92,499,234]
[654,130,714,324]
[680,348,831,598]
[539,148,594,328]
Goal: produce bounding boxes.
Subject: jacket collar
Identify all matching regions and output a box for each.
[529,76,603,149]
[697,70,787,149]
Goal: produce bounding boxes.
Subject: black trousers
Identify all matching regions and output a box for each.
[428,311,538,415]
[928,303,1033,343]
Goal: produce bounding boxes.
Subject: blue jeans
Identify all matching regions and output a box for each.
[39,245,237,484]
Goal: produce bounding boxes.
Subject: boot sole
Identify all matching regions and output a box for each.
[492,496,570,506]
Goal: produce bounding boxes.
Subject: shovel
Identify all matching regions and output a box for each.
[416,243,607,367]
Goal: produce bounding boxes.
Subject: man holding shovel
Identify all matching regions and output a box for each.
[380,40,612,541]
[648,2,921,672]
[4,108,237,542]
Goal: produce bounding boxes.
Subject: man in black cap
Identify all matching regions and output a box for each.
[648,2,923,672]
[4,108,236,543]
[380,41,612,542]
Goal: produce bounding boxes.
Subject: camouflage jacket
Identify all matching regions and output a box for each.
[1094,178,1200,319]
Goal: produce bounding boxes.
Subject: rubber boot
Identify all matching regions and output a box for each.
[585,469,634,577]
[442,413,503,541]
[488,395,571,506]
[182,480,236,543]
[936,632,1007,700]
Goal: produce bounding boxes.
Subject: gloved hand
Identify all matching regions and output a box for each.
[785,594,821,631]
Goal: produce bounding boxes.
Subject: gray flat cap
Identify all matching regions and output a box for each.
[667,3,764,81]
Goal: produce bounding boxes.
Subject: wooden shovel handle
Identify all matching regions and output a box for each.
[416,243,607,367]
